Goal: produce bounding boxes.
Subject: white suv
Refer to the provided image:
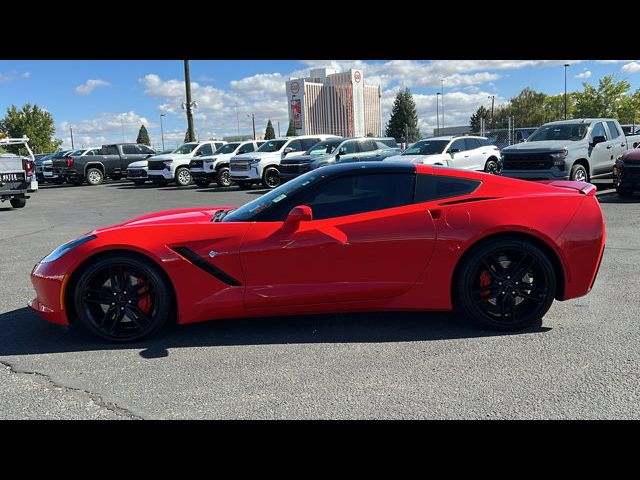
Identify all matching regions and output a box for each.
[229,135,341,189]
[384,135,501,173]
[190,140,264,188]
[145,140,226,187]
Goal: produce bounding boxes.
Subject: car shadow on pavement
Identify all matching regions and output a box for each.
[0,307,550,358]
[596,191,640,203]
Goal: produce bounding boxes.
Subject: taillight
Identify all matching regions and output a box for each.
[66,157,73,167]
[23,159,34,177]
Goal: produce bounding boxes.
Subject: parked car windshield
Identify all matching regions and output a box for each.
[306,139,341,156]
[223,171,326,222]
[256,140,287,153]
[528,124,589,142]
[51,150,72,159]
[173,143,198,154]
[402,140,448,155]
[215,143,241,154]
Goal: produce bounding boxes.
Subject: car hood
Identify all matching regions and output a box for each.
[201,152,236,162]
[149,153,192,161]
[621,148,640,163]
[281,153,331,164]
[128,160,148,168]
[93,207,238,232]
[232,151,280,161]
[502,141,572,152]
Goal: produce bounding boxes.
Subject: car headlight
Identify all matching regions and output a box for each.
[162,160,173,168]
[551,150,568,169]
[40,235,97,263]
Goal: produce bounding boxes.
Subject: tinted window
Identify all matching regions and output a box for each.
[477,138,492,147]
[100,145,119,155]
[606,121,621,139]
[464,138,481,150]
[238,143,255,154]
[287,140,303,152]
[415,175,481,202]
[402,140,448,155]
[122,145,138,155]
[359,140,377,152]
[339,141,358,155]
[299,173,414,220]
[139,145,155,154]
[375,141,393,150]
[529,124,588,142]
[377,138,398,148]
[591,122,607,140]
[449,139,466,152]
[257,140,286,152]
[301,138,321,150]
[197,144,213,156]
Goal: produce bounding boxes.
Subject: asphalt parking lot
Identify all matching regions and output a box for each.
[1,178,639,419]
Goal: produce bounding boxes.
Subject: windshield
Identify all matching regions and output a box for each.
[223,171,326,222]
[69,149,85,156]
[528,124,589,142]
[402,140,448,155]
[256,140,287,153]
[215,143,241,154]
[172,143,198,154]
[306,139,341,155]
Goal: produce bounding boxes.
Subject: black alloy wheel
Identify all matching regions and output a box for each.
[74,254,172,342]
[262,167,280,189]
[216,168,233,187]
[456,238,556,331]
[484,158,499,175]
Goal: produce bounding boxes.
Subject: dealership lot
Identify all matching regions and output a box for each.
[1,180,639,419]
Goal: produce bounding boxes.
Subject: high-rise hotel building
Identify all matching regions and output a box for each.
[285,68,381,137]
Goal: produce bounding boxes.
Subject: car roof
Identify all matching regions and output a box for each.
[543,118,613,126]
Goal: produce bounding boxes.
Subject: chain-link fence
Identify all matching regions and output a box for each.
[476,118,539,149]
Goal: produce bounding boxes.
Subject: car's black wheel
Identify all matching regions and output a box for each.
[570,163,589,182]
[175,167,192,187]
[194,178,210,188]
[86,168,104,186]
[10,197,26,208]
[133,180,146,186]
[455,237,556,331]
[216,167,233,187]
[616,186,634,197]
[484,158,500,175]
[262,167,280,189]
[73,254,172,342]
[237,181,252,189]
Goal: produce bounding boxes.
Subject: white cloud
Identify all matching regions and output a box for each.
[21,71,31,79]
[576,70,592,79]
[622,62,640,73]
[75,79,111,96]
[597,60,631,64]
[59,111,152,149]
[0,70,30,83]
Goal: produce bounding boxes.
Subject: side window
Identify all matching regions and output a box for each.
[121,145,138,155]
[238,143,255,154]
[375,141,392,150]
[139,146,155,154]
[464,138,481,150]
[606,121,621,139]
[478,138,491,147]
[359,140,378,152]
[198,144,213,156]
[449,139,466,153]
[339,141,358,155]
[301,138,321,150]
[414,175,481,203]
[287,140,303,152]
[300,173,414,220]
[590,122,607,141]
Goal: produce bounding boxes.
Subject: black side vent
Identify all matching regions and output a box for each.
[172,247,242,286]
[439,197,497,206]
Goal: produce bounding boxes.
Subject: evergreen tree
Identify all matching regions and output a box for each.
[385,88,420,142]
[264,120,276,139]
[469,106,490,133]
[286,120,297,136]
[136,124,151,146]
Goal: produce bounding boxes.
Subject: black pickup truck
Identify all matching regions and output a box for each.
[52,143,156,185]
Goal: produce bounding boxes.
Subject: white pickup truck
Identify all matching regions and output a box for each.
[144,141,226,187]
[500,118,640,182]
[0,136,38,209]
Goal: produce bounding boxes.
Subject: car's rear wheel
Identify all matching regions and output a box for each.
[10,197,26,208]
[86,168,104,186]
[570,163,588,182]
[175,167,192,187]
[216,167,233,187]
[73,254,172,342]
[262,167,280,189]
[455,237,556,331]
[484,158,499,175]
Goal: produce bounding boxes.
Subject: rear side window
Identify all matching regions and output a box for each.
[139,145,155,154]
[449,139,466,152]
[591,122,607,140]
[415,175,481,203]
[359,140,378,152]
[101,145,119,155]
[287,140,303,152]
[378,138,398,148]
[606,121,621,139]
[122,145,138,155]
[339,141,359,154]
[477,138,492,146]
[464,138,481,150]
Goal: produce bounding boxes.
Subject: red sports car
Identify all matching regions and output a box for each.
[29,162,606,342]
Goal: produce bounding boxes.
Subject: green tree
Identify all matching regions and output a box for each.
[574,75,633,119]
[0,103,62,155]
[286,120,297,136]
[264,120,276,140]
[136,124,151,146]
[385,88,420,142]
[469,105,490,133]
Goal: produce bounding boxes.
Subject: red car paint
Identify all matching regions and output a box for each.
[29,165,606,327]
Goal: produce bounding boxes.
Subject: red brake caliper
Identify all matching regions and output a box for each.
[134,276,151,314]
[479,270,492,297]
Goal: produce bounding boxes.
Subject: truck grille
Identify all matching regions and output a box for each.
[280,163,311,174]
[127,169,147,178]
[148,160,166,170]
[231,162,251,171]
[502,153,554,170]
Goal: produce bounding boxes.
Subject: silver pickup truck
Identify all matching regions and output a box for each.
[500,118,640,182]
[0,136,38,209]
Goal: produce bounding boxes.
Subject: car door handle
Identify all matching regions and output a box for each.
[464,155,470,158]
[621,144,626,147]
[606,146,612,149]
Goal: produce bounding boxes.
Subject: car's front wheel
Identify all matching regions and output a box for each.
[262,167,280,189]
[216,167,233,187]
[455,237,556,331]
[10,197,26,208]
[73,253,173,342]
[175,167,192,187]
[484,158,500,175]
[570,163,589,182]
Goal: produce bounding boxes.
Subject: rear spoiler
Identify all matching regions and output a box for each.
[535,180,597,196]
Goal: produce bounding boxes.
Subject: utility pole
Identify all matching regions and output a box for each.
[70,126,74,149]
[488,95,495,129]
[160,113,166,151]
[121,119,125,142]
[248,114,256,140]
[441,79,445,130]
[564,63,570,120]
[277,121,281,137]
[184,60,196,142]
[235,102,240,137]
[404,124,409,150]
[436,92,440,135]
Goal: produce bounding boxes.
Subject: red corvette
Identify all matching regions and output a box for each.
[29,162,606,342]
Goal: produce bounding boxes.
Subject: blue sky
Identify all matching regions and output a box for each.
[1,60,639,150]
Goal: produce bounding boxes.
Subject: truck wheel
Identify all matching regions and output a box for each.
[262,167,280,189]
[484,158,500,175]
[175,167,192,187]
[216,168,233,187]
[86,168,104,186]
[10,197,26,208]
[570,164,588,182]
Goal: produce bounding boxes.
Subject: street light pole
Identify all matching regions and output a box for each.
[235,102,240,137]
[277,121,281,137]
[564,63,570,120]
[70,126,74,149]
[183,60,196,142]
[121,119,125,142]
[441,79,445,130]
[436,93,440,135]
[247,114,256,140]
[488,95,495,129]
[159,114,166,151]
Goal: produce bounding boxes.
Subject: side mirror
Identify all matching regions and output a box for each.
[338,147,347,155]
[283,147,293,156]
[591,135,606,147]
[282,205,313,232]
[449,148,461,155]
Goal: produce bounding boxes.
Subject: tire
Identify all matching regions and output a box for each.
[194,179,210,188]
[454,237,556,331]
[237,181,252,189]
[484,158,500,175]
[175,167,192,187]
[86,168,104,186]
[262,166,280,189]
[616,186,634,197]
[73,253,173,342]
[10,197,26,208]
[133,180,146,186]
[570,163,589,182]
[216,167,233,187]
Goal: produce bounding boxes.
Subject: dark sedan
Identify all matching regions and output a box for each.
[613,149,640,197]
